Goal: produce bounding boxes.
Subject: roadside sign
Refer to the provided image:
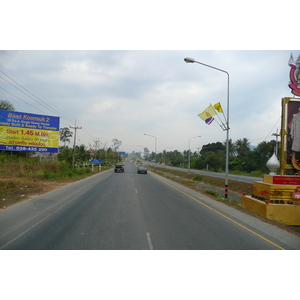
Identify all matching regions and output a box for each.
[91,159,102,164]
[0,109,60,153]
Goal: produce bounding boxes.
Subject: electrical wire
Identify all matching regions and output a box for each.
[0,63,106,147]
[0,72,74,124]
[264,116,281,141]
[0,85,48,114]
[0,63,78,124]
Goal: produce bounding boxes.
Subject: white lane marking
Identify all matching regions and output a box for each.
[0,189,89,250]
[135,188,138,193]
[146,232,154,250]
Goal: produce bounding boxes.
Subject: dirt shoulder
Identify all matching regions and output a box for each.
[0,177,76,209]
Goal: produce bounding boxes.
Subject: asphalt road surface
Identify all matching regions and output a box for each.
[0,161,299,250]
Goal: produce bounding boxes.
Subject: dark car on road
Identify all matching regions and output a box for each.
[114,163,124,173]
[137,165,147,174]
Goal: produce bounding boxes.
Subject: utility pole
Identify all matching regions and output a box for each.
[70,120,82,169]
[103,140,108,162]
[272,128,280,156]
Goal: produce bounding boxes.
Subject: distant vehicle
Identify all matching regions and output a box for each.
[114,163,124,173]
[137,165,147,174]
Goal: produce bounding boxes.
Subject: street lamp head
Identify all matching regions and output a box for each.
[184,57,195,63]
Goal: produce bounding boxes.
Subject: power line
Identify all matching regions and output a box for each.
[0,70,57,111]
[0,85,48,114]
[0,63,103,147]
[0,82,75,129]
[264,116,281,141]
[0,63,77,125]
[0,71,74,124]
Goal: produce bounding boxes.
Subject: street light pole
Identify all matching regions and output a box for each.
[144,134,157,163]
[184,57,230,199]
[188,136,201,173]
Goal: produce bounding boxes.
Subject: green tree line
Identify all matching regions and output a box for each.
[143,138,277,176]
[59,127,123,166]
[1,99,276,175]
[0,100,123,167]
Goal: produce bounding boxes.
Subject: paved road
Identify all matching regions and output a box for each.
[0,161,299,250]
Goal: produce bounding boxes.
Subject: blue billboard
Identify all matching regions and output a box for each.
[0,109,60,153]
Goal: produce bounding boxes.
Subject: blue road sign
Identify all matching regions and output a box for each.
[91,159,102,164]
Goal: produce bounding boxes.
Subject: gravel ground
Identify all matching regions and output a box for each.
[195,182,242,202]
[159,172,243,202]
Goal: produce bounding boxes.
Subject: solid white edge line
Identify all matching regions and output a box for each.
[146,232,154,250]
[0,188,90,249]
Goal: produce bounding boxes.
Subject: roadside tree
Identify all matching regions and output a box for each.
[0,100,15,111]
[60,127,73,147]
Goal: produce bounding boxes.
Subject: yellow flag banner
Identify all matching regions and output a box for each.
[198,105,217,121]
[213,102,223,113]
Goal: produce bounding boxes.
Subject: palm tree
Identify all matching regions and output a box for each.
[234,138,251,157]
[224,139,236,156]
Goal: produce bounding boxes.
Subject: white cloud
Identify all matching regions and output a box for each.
[0,50,298,153]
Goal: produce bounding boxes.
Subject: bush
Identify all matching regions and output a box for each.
[205,190,219,197]
[193,174,203,181]
[43,170,58,180]
[250,170,263,177]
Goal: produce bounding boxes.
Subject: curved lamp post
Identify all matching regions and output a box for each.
[184,57,230,199]
[144,133,157,163]
[188,136,201,173]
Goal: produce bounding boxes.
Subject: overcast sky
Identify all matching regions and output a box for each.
[2,1,298,292]
[0,50,297,153]
[1,1,298,154]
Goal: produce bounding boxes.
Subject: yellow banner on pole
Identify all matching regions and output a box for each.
[198,104,217,120]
